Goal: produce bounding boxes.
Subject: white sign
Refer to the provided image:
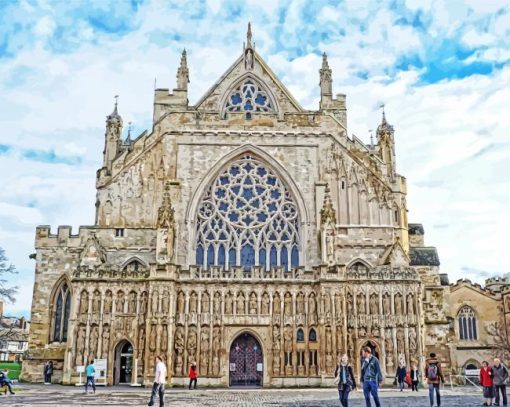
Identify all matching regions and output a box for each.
[256,363,263,372]
[230,363,236,371]
[94,358,107,386]
[76,366,85,373]
[465,369,480,376]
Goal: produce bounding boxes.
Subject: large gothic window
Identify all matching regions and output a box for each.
[224,78,275,115]
[52,282,71,343]
[458,305,477,340]
[196,154,299,271]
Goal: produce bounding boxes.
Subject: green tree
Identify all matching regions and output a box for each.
[0,247,17,303]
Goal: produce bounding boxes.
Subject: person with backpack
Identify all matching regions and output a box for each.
[395,361,407,392]
[480,361,494,406]
[493,358,508,406]
[334,353,356,407]
[360,346,383,407]
[425,352,444,407]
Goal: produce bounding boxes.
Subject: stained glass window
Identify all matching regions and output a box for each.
[52,282,71,343]
[224,78,275,114]
[196,155,299,271]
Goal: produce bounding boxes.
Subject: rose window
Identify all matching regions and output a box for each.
[196,155,299,271]
[224,78,275,114]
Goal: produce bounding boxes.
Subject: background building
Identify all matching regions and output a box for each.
[21,26,460,386]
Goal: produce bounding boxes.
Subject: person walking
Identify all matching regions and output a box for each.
[84,359,96,394]
[0,369,15,395]
[148,356,167,407]
[44,360,53,384]
[188,362,198,390]
[360,346,383,407]
[395,361,407,392]
[425,352,444,407]
[493,358,508,406]
[480,361,494,406]
[410,362,420,392]
[334,354,356,407]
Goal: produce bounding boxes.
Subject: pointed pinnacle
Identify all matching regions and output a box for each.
[247,22,253,48]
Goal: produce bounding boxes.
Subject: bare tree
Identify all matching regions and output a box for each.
[0,246,17,303]
[486,310,510,360]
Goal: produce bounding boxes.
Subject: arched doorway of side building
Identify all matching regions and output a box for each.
[113,340,134,385]
[229,332,263,387]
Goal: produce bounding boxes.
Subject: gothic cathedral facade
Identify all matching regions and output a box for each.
[22,26,451,386]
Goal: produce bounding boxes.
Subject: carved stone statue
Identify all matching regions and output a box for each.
[326,352,334,374]
[296,293,305,314]
[104,291,112,313]
[370,294,379,315]
[187,328,197,362]
[325,326,332,353]
[128,291,137,313]
[138,327,145,354]
[212,327,221,353]
[249,292,257,314]
[283,327,293,355]
[202,292,210,314]
[237,292,245,314]
[357,294,366,314]
[80,291,89,314]
[273,350,281,375]
[174,326,185,374]
[408,327,417,353]
[162,290,169,313]
[213,293,221,314]
[92,291,101,314]
[336,327,343,351]
[90,325,98,358]
[75,326,85,365]
[273,325,281,350]
[261,292,270,314]
[383,294,391,315]
[396,329,405,353]
[308,294,316,316]
[395,294,403,315]
[273,293,281,314]
[161,325,168,352]
[177,291,185,314]
[140,292,148,315]
[102,326,110,358]
[189,292,198,313]
[212,354,219,376]
[284,293,292,316]
[116,291,124,313]
[225,292,233,314]
[151,291,159,314]
[200,329,210,374]
[407,294,414,315]
[347,294,353,314]
[149,324,157,352]
[335,294,342,318]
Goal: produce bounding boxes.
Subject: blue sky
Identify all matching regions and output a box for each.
[0,0,509,317]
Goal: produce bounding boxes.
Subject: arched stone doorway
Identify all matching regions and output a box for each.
[114,340,133,385]
[229,332,263,387]
[360,340,380,360]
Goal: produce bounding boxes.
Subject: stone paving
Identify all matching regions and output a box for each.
[0,385,490,406]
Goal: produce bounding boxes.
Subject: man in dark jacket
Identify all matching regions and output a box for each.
[493,358,509,406]
[425,353,444,407]
[360,346,383,407]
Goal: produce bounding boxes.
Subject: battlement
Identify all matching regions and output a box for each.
[485,276,510,293]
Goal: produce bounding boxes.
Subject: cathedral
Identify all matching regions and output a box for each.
[22,25,456,387]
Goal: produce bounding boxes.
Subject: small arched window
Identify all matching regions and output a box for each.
[52,282,71,343]
[458,306,477,340]
[309,328,317,342]
[297,328,305,342]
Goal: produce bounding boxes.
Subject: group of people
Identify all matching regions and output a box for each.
[479,358,508,407]
[395,361,420,392]
[332,349,446,407]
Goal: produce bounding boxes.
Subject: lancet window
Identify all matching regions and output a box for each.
[52,282,71,343]
[458,305,477,340]
[195,154,300,271]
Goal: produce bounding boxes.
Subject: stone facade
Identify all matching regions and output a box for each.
[22,26,451,386]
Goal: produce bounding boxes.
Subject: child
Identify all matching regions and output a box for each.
[410,362,419,391]
[188,362,198,390]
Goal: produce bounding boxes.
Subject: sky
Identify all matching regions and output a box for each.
[0,0,509,318]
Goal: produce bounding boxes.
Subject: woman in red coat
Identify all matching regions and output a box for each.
[188,362,198,390]
[479,361,494,406]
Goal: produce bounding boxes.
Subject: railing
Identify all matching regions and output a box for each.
[448,374,481,391]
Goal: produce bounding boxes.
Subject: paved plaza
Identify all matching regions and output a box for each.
[0,385,490,406]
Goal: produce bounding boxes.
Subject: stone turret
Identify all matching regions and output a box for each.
[176,49,189,92]
[102,97,123,172]
[318,52,347,128]
[376,109,396,181]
